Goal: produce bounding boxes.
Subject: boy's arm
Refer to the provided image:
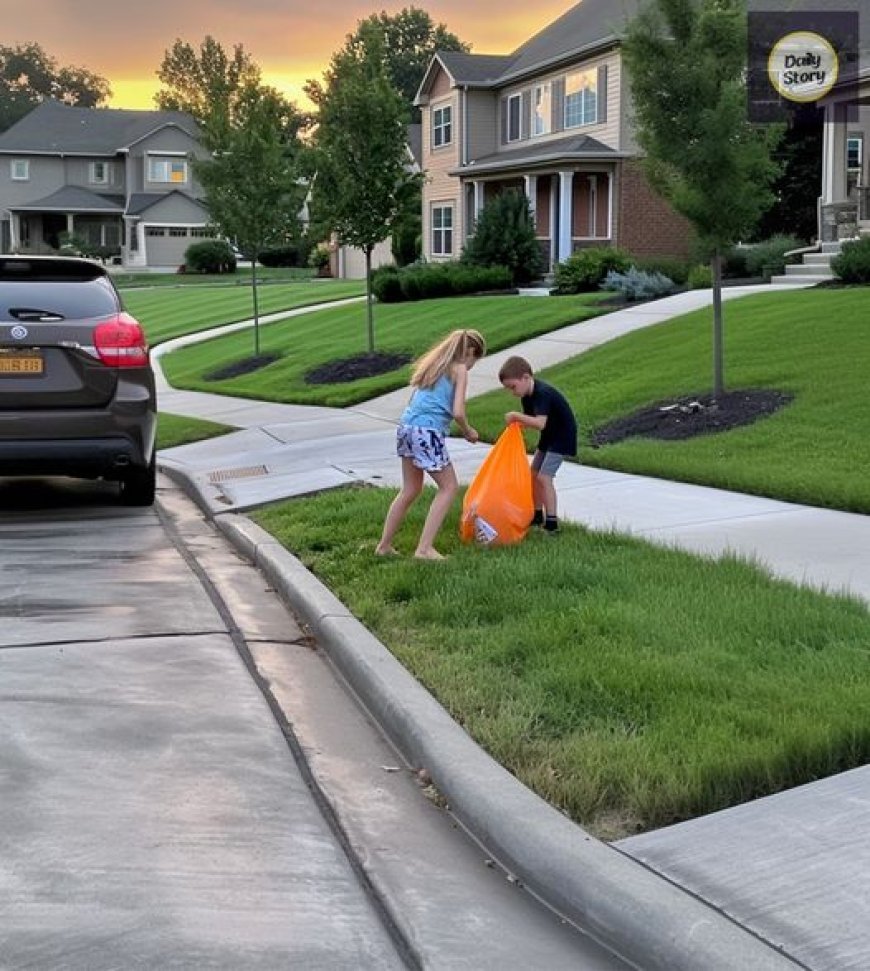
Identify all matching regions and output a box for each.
[505,410,547,430]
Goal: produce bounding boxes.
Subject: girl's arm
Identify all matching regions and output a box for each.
[452,365,478,442]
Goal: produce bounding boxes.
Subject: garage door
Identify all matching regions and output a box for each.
[144,227,195,268]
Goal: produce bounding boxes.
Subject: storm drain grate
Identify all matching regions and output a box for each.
[207,464,269,484]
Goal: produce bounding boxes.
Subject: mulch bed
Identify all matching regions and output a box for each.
[590,389,794,446]
[305,351,411,385]
[205,353,281,381]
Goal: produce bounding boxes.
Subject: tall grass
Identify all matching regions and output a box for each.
[253,486,870,840]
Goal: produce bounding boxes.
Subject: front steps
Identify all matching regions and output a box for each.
[769,241,841,285]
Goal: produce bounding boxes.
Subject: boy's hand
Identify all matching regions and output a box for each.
[505,411,523,426]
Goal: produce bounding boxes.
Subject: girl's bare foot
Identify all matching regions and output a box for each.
[375,545,400,556]
[414,548,445,560]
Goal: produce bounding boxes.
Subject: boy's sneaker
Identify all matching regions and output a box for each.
[544,517,559,533]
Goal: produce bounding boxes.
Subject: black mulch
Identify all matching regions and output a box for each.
[590,389,794,446]
[305,351,412,385]
[205,353,281,381]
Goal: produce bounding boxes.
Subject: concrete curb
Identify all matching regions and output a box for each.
[161,465,799,970]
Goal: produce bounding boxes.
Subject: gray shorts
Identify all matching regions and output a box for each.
[396,424,451,472]
[531,449,564,478]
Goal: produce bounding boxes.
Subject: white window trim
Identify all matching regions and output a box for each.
[11,159,29,181]
[90,161,110,185]
[431,203,454,257]
[147,156,189,184]
[847,134,863,171]
[432,104,453,149]
[564,68,598,129]
[533,83,552,137]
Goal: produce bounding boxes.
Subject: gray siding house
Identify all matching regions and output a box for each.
[0,100,220,269]
[415,0,694,269]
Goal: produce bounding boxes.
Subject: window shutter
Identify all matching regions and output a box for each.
[521,90,532,141]
[597,65,608,125]
[501,97,508,144]
[553,77,565,133]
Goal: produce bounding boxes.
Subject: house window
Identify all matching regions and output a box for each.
[432,105,452,148]
[533,83,551,136]
[847,135,863,171]
[507,94,522,142]
[11,159,29,181]
[564,69,598,128]
[146,227,167,236]
[90,161,110,184]
[431,204,453,256]
[148,157,188,184]
[169,227,189,237]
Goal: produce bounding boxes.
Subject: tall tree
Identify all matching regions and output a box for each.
[306,24,419,352]
[343,7,469,120]
[155,36,263,148]
[623,0,782,396]
[0,42,110,132]
[193,82,306,358]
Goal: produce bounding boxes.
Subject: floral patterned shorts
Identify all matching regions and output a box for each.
[396,424,451,472]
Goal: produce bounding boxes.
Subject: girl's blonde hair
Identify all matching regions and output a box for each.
[410,329,486,388]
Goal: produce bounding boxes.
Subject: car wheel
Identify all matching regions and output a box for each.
[120,453,156,506]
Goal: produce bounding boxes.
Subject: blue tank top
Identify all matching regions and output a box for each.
[400,374,455,434]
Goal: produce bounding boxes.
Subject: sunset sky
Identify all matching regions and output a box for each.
[6,0,576,110]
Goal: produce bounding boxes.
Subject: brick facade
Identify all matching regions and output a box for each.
[615,158,694,260]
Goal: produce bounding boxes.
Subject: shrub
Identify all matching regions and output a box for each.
[184,240,236,274]
[602,267,676,301]
[742,234,803,278]
[632,256,691,286]
[370,261,511,302]
[258,242,310,267]
[553,247,632,293]
[831,236,870,283]
[687,264,713,289]
[461,190,544,286]
[723,245,750,279]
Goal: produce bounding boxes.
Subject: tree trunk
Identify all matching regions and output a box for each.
[251,256,261,358]
[711,249,725,398]
[365,246,375,353]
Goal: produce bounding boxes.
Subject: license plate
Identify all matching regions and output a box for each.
[0,351,44,374]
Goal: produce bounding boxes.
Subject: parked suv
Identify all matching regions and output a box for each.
[0,256,156,505]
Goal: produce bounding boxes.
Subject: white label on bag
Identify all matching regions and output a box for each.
[474,516,498,544]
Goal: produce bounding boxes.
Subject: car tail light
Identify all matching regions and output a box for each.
[93,314,149,368]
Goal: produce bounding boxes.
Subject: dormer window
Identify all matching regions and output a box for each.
[11,159,29,181]
[148,155,188,184]
[90,161,110,184]
[564,68,598,128]
[432,104,452,148]
[507,94,522,142]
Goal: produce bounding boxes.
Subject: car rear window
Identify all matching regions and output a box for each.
[0,278,119,321]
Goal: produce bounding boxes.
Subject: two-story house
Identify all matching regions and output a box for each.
[0,99,220,269]
[415,0,692,270]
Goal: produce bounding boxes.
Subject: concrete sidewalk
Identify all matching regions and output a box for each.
[155,286,870,969]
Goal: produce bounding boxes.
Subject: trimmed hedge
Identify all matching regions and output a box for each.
[371,262,512,302]
[831,236,870,283]
[184,240,236,274]
[554,247,632,293]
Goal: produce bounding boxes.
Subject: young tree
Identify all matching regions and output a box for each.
[622,0,782,396]
[193,82,307,358]
[0,43,110,132]
[344,7,469,120]
[306,24,419,352]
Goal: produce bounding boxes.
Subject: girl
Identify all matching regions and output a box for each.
[376,328,486,560]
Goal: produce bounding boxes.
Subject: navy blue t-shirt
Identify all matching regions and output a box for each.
[522,379,577,456]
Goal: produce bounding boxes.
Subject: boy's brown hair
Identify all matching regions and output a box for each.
[498,355,534,382]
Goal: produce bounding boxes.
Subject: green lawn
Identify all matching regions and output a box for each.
[159,294,612,408]
[157,412,236,450]
[253,486,870,840]
[468,288,870,514]
[123,279,365,345]
[114,265,316,288]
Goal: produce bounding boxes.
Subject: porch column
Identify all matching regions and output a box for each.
[606,170,614,242]
[66,213,75,235]
[558,170,573,262]
[524,174,538,225]
[9,213,19,250]
[473,180,485,221]
[549,177,559,268]
[822,101,848,203]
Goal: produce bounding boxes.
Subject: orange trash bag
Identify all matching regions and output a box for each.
[460,422,534,546]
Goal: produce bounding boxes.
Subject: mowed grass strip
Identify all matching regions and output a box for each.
[253,486,870,840]
[160,293,611,408]
[157,413,236,450]
[470,287,870,513]
[122,279,365,345]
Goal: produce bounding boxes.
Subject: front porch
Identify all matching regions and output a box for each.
[820,77,870,242]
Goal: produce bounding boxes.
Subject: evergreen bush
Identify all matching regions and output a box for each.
[461,190,544,286]
[602,267,676,301]
[553,246,632,293]
[184,240,237,274]
[831,236,870,283]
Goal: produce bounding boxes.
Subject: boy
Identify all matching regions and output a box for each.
[498,355,577,533]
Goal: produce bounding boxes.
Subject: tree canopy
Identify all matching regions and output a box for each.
[622,0,782,395]
[335,7,469,120]
[0,42,111,132]
[306,23,419,351]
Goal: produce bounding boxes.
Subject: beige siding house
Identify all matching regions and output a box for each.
[415,0,693,269]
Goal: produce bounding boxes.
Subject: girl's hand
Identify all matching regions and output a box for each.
[464,426,479,443]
